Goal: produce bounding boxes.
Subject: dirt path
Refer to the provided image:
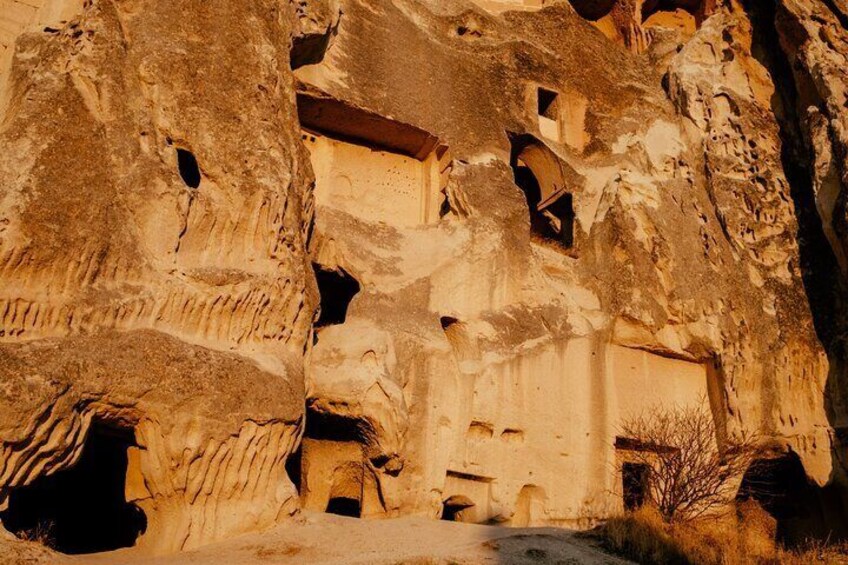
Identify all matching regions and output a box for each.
[4,513,632,564]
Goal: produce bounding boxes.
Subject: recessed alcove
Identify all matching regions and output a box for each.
[736,455,833,547]
[510,137,575,250]
[0,422,146,554]
[440,471,494,524]
[536,87,562,143]
[298,92,451,227]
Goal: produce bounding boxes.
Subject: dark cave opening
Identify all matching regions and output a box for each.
[305,405,371,445]
[286,443,303,493]
[513,164,574,248]
[177,148,201,189]
[736,455,831,546]
[622,462,651,511]
[326,496,362,518]
[0,422,146,554]
[441,495,474,522]
[537,88,560,121]
[567,0,617,22]
[314,264,360,328]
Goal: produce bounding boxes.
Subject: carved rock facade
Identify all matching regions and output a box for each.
[0,0,847,557]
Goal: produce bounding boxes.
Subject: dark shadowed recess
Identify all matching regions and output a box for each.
[0,422,146,554]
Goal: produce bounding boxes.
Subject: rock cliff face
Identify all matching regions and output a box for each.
[0,0,846,556]
[0,0,329,553]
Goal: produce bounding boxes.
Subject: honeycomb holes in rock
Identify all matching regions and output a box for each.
[0,422,146,554]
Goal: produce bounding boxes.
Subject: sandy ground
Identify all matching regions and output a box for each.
[2,512,633,564]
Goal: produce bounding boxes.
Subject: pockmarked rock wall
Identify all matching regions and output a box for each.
[1,0,847,557]
[295,0,845,533]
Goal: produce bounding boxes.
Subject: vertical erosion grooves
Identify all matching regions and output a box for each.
[0,404,301,554]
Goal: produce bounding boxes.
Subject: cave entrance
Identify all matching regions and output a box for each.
[736,455,830,546]
[441,495,475,522]
[622,462,651,511]
[326,497,362,518]
[325,462,365,518]
[314,264,360,328]
[0,422,146,554]
[511,139,575,249]
[176,148,201,189]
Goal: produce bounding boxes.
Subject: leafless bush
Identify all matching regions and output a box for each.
[619,398,760,523]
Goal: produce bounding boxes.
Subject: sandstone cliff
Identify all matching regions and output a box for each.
[0,0,846,558]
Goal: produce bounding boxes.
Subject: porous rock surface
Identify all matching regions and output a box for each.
[0,0,847,558]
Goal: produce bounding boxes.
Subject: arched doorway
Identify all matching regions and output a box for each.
[512,485,547,527]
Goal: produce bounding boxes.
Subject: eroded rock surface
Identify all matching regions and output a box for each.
[0,0,337,554]
[1,0,847,558]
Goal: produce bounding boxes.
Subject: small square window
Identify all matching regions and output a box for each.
[537,88,560,120]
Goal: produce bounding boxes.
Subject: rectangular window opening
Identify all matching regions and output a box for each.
[537,88,560,120]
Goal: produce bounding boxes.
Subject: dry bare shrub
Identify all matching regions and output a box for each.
[600,498,848,564]
[17,521,55,548]
[600,506,772,564]
[620,398,760,523]
[603,506,692,564]
[778,540,848,565]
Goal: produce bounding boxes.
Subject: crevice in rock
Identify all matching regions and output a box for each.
[176,148,201,189]
[820,0,848,31]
